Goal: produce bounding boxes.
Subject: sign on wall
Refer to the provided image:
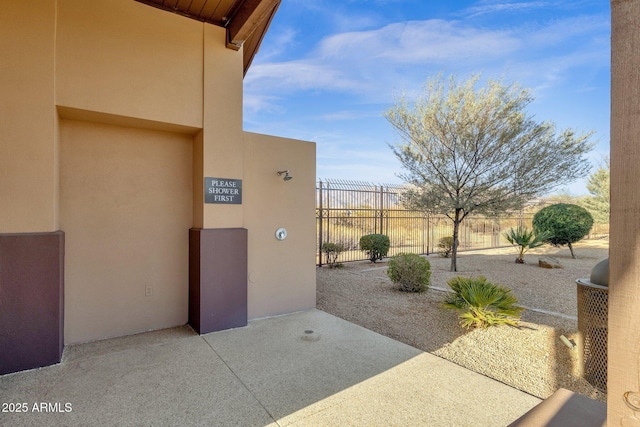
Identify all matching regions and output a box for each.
[205,177,242,204]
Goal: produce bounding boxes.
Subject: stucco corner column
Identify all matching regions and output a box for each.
[610,0,640,424]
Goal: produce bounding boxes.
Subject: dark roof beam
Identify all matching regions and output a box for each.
[226,0,280,51]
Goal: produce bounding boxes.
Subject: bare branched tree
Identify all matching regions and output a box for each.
[385,74,594,271]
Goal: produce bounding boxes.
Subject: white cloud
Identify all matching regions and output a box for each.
[257,27,299,60]
[316,147,404,184]
[243,94,285,115]
[246,19,522,106]
[319,110,381,121]
[464,1,548,18]
[315,20,520,64]
[503,46,608,96]
[385,21,520,63]
[331,12,382,33]
[244,10,610,146]
[244,61,367,93]
[526,15,610,46]
[246,11,608,114]
[244,2,609,192]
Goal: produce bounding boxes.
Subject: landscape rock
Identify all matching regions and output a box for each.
[539,256,563,269]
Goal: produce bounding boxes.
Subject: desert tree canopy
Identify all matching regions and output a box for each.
[385,74,594,271]
[582,157,610,224]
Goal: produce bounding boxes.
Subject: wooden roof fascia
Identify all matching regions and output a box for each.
[225,0,280,51]
[241,1,279,76]
[134,0,208,24]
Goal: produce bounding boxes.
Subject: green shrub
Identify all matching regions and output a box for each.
[321,242,344,268]
[443,276,523,329]
[502,226,548,264]
[437,236,454,258]
[359,234,390,263]
[532,203,594,259]
[387,253,431,293]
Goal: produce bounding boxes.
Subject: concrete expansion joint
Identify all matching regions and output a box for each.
[199,336,279,424]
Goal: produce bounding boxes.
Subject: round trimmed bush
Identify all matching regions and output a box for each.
[359,234,390,263]
[387,253,431,293]
[532,203,593,259]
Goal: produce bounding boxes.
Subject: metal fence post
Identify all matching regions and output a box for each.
[424,213,429,255]
[326,180,330,253]
[380,185,384,234]
[317,180,323,266]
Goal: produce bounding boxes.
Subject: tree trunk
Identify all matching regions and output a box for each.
[568,242,576,259]
[450,209,462,272]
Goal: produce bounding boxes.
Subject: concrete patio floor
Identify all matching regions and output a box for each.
[1,309,541,426]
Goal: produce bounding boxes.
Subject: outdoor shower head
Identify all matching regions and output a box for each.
[277,170,293,181]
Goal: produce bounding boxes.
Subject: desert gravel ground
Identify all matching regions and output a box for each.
[316,238,609,402]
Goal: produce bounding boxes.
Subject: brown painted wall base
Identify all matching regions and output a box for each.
[189,228,248,334]
[0,231,64,375]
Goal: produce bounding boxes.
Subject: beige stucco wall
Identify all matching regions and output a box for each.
[243,132,317,319]
[55,0,203,128]
[2,0,316,344]
[60,120,193,344]
[0,1,58,233]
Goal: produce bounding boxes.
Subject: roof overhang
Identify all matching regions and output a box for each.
[135,0,280,76]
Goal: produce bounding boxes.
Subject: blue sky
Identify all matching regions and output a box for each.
[243,0,610,195]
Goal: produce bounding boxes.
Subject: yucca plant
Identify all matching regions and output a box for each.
[502,226,547,264]
[443,276,523,329]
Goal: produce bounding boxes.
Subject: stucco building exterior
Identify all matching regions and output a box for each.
[1,0,315,375]
[4,1,640,425]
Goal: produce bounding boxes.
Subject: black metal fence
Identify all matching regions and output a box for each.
[316,179,608,266]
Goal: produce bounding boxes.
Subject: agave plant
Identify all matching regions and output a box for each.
[443,276,523,329]
[503,226,547,264]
